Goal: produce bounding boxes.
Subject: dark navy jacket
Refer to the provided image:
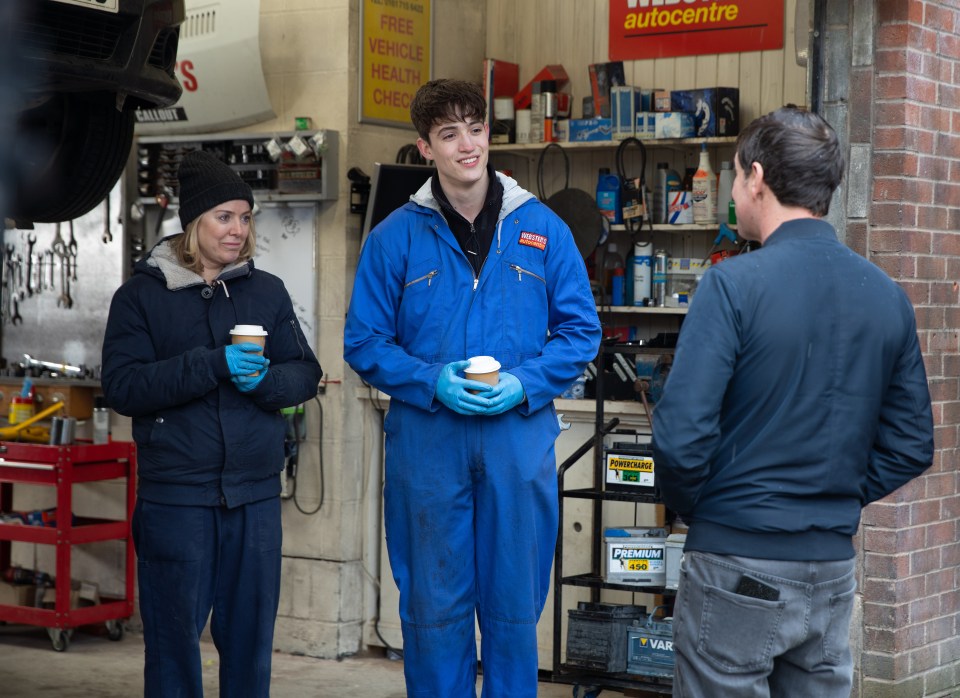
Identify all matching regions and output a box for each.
[101,237,322,508]
[652,218,933,560]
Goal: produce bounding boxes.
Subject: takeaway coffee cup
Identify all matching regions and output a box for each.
[229,324,268,375]
[464,356,501,393]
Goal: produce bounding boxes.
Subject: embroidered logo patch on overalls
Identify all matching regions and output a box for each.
[519,231,547,250]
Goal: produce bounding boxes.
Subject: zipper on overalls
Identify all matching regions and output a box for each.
[404,270,438,288]
[509,263,545,283]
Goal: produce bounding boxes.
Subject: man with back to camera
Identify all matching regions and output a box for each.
[652,106,934,697]
[343,79,600,696]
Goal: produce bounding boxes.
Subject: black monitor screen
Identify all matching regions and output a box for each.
[361,163,435,245]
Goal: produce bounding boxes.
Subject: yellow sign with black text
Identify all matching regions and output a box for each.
[361,0,432,127]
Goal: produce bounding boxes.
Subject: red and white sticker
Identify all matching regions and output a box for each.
[519,231,547,250]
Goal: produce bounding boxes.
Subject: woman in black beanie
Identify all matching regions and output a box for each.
[101,150,322,697]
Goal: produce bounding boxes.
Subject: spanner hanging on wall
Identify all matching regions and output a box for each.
[24,233,36,297]
[68,220,78,281]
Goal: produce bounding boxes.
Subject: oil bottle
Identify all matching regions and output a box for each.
[692,143,717,224]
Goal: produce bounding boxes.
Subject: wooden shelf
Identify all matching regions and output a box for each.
[490,136,737,154]
[598,305,689,315]
[610,222,724,233]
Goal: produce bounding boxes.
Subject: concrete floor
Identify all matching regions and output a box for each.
[0,623,642,697]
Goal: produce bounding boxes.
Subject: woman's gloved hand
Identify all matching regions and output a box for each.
[477,372,525,415]
[435,360,494,415]
[225,343,268,377]
[232,364,269,393]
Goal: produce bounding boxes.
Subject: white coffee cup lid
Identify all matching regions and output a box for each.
[230,324,268,336]
[465,355,500,373]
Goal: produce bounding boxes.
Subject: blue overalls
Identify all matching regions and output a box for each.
[345,173,600,697]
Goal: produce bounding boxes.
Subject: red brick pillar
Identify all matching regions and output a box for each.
[854,1,959,695]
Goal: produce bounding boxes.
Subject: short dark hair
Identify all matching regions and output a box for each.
[410,79,486,141]
[735,106,845,217]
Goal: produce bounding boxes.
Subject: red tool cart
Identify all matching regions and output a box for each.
[0,440,136,651]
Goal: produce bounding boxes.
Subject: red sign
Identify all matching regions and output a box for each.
[609,0,784,61]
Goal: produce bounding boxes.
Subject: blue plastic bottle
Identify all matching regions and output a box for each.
[596,168,622,225]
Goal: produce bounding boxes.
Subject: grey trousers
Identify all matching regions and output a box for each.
[672,551,856,698]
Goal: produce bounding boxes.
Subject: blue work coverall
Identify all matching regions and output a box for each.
[344,172,600,697]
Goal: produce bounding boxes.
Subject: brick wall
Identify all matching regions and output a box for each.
[850,1,960,695]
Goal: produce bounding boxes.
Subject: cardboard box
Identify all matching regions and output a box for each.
[653,90,672,112]
[514,65,569,110]
[483,58,519,132]
[0,581,35,607]
[666,257,710,305]
[639,88,661,112]
[635,112,656,139]
[611,86,640,140]
[670,87,740,137]
[41,579,98,609]
[655,112,696,139]
[568,118,612,142]
[42,584,80,609]
[588,61,626,118]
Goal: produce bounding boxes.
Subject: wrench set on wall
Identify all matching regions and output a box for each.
[2,222,80,324]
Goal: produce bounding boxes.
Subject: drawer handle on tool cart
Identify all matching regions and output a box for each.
[0,458,55,471]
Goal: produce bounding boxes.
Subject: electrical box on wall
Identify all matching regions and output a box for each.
[135,130,339,204]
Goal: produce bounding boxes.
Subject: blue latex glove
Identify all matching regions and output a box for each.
[225,343,268,377]
[477,372,525,415]
[232,364,268,393]
[435,360,494,415]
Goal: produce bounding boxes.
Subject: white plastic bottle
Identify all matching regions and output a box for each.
[633,241,653,305]
[692,143,717,224]
[716,160,734,225]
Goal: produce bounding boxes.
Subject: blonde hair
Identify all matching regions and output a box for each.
[171,210,257,275]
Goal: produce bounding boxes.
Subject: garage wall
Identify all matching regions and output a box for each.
[837,1,960,695]
[253,0,486,658]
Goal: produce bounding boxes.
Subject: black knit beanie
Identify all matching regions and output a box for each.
[177,150,255,229]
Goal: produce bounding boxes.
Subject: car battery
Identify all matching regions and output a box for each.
[627,612,675,678]
[565,602,647,673]
[605,442,655,493]
[604,527,668,586]
[665,533,686,590]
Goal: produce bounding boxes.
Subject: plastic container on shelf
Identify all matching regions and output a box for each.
[717,160,734,225]
[611,268,625,306]
[624,249,634,305]
[596,168,622,224]
[692,143,717,223]
[93,395,111,444]
[653,162,682,224]
[633,241,653,305]
[601,242,626,304]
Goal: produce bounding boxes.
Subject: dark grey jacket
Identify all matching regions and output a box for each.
[102,237,322,507]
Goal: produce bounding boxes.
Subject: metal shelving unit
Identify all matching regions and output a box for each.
[550,344,676,697]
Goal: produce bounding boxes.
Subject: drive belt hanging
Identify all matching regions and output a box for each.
[616,137,652,237]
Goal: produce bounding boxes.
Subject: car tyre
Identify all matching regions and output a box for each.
[10,91,134,224]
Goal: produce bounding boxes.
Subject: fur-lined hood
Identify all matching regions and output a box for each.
[139,235,253,291]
